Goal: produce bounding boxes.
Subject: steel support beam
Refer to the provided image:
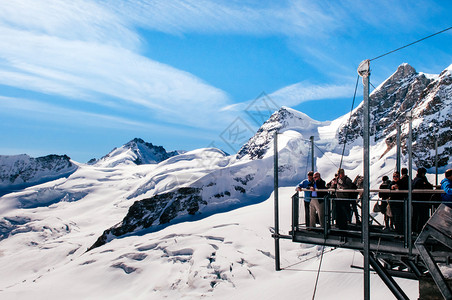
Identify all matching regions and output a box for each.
[359,59,371,300]
[368,253,410,300]
[407,112,413,253]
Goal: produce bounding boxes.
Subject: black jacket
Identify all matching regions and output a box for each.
[315,178,328,198]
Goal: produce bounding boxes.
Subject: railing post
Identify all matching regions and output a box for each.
[324,195,329,238]
[292,192,299,235]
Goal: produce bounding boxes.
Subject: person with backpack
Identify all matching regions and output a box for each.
[378,175,393,230]
[412,167,433,233]
[335,168,356,229]
[441,169,452,207]
[390,171,408,235]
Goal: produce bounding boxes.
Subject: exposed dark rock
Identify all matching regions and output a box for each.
[88,187,206,250]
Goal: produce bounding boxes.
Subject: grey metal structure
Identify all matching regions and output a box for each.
[359,59,371,300]
[288,189,449,299]
[415,204,452,300]
[271,59,452,299]
[407,112,413,252]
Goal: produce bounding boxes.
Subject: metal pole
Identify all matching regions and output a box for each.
[358,59,371,300]
[435,138,439,186]
[274,131,281,271]
[396,125,401,173]
[407,112,413,253]
[310,136,315,172]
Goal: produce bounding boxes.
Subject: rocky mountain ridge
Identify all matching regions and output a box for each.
[93,138,182,167]
[0,154,77,192]
[339,63,451,169]
[237,106,327,160]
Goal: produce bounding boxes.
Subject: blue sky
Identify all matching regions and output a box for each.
[0,0,451,163]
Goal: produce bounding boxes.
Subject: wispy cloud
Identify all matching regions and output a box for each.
[108,0,340,37]
[0,96,156,130]
[223,82,355,112]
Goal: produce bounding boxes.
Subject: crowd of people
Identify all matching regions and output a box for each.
[296,167,452,235]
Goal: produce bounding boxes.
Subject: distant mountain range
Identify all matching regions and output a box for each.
[0,63,451,298]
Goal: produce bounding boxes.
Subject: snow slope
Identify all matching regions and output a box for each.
[0,188,418,300]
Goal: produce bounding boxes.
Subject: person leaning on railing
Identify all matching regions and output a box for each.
[309,172,327,228]
[296,171,315,226]
[441,169,452,207]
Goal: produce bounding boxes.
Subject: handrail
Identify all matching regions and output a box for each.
[298,188,445,194]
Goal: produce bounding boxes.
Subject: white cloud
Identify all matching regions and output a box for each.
[0,2,232,128]
[0,0,139,49]
[0,0,443,130]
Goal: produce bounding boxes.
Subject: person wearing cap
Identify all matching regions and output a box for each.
[296,171,315,227]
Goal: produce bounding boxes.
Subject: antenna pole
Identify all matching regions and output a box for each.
[310,136,315,171]
[397,125,401,173]
[435,138,439,186]
[358,59,371,300]
[407,112,413,252]
[273,131,281,271]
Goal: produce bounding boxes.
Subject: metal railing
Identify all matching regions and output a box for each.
[292,188,445,248]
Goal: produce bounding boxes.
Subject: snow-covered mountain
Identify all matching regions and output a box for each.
[0,154,77,193]
[0,63,451,299]
[93,138,182,168]
[89,107,331,250]
[237,107,328,160]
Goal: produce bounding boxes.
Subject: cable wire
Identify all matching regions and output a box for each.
[312,243,326,300]
[370,26,452,61]
[339,74,360,171]
[314,144,339,169]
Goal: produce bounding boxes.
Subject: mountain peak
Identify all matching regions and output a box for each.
[237,106,326,160]
[396,63,416,77]
[95,138,179,167]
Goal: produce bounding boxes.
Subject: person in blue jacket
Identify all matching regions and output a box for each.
[296,171,315,227]
[441,169,452,207]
